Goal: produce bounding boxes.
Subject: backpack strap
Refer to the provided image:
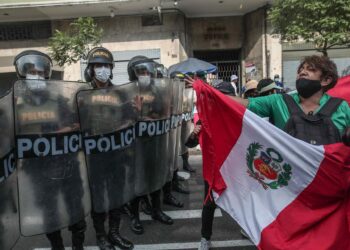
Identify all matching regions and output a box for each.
[282,94,303,115]
[317,97,343,117]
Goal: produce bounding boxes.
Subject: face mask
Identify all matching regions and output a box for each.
[94,66,111,83]
[296,78,322,98]
[26,74,46,90]
[138,75,151,87]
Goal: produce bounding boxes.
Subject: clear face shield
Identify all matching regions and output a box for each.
[15,54,52,91]
[16,54,52,79]
[156,64,168,78]
[134,62,157,87]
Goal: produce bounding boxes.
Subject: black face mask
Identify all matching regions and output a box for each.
[296,78,322,98]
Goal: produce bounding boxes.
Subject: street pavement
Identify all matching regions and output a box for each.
[13,151,257,250]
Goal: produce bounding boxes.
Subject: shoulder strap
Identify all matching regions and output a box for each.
[282,94,303,115]
[317,97,343,117]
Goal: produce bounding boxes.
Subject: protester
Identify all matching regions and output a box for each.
[274,74,284,88]
[189,53,350,249]
[230,74,239,95]
[215,55,350,144]
[242,80,259,98]
[257,78,283,96]
[191,81,236,250]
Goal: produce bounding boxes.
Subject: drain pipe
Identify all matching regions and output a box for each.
[264,5,269,78]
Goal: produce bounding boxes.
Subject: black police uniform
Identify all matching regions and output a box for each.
[17,91,86,250]
[127,57,174,233]
[85,46,134,250]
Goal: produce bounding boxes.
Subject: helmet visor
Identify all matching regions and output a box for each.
[16,54,52,79]
[156,64,168,78]
[133,62,157,78]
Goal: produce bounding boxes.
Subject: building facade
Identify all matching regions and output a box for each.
[0,0,348,90]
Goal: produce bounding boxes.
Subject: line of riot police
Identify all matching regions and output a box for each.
[0,47,194,250]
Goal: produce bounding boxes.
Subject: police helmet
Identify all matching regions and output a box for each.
[14,50,53,79]
[169,71,185,80]
[85,47,114,82]
[127,56,158,81]
[156,63,168,78]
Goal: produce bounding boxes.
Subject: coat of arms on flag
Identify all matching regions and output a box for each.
[247,142,292,190]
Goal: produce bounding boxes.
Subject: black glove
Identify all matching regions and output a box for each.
[342,127,350,146]
[185,133,199,148]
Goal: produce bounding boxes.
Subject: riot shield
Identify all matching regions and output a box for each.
[135,78,172,195]
[167,79,183,181]
[0,88,19,250]
[180,87,194,155]
[173,79,185,169]
[77,82,138,213]
[14,80,91,236]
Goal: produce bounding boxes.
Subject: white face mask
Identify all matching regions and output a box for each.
[94,66,111,83]
[26,74,46,90]
[138,75,151,87]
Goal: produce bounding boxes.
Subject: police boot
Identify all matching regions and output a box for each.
[140,196,152,215]
[96,234,115,250]
[47,231,64,250]
[152,209,174,225]
[131,215,144,235]
[182,152,195,172]
[129,199,144,235]
[163,181,184,207]
[108,219,134,250]
[172,174,190,194]
[70,220,86,250]
[72,231,84,250]
[163,192,184,208]
[122,203,133,218]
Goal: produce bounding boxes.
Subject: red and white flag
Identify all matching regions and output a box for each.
[328,74,350,104]
[194,79,350,250]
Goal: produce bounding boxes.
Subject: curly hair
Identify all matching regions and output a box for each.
[297,55,338,92]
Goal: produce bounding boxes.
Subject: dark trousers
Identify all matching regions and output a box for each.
[201,181,217,240]
[163,181,172,196]
[91,208,121,236]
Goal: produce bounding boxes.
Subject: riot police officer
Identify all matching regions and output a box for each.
[84,47,134,250]
[14,50,86,250]
[127,56,174,234]
[155,63,187,207]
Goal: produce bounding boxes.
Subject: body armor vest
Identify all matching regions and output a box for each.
[17,96,60,134]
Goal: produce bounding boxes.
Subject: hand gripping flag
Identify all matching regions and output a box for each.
[193,79,350,250]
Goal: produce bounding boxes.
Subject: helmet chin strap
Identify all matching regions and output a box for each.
[94,78,108,88]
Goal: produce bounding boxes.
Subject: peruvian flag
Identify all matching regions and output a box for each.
[193,79,350,250]
[328,75,350,104]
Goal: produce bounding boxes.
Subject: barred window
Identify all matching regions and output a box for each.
[0,21,51,41]
[193,49,241,83]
